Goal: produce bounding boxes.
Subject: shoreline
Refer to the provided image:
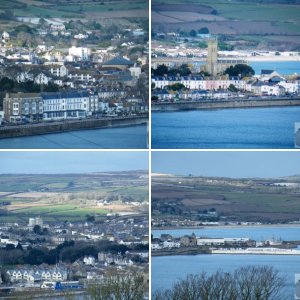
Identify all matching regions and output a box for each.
[151,98,300,112]
[152,223,300,231]
[0,116,148,139]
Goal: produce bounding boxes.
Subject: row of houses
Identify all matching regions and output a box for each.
[3,91,99,123]
[152,234,254,250]
[7,267,67,283]
[152,72,299,97]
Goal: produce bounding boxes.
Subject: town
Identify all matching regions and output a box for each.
[151,232,300,256]
[151,39,300,105]
[0,171,149,298]
[0,14,149,127]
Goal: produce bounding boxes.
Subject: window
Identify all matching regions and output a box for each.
[13,102,19,115]
[32,102,36,114]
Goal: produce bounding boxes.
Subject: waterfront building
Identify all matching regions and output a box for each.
[41,91,98,120]
[3,93,43,123]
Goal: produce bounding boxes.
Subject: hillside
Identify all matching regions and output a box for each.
[152,0,300,50]
[152,175,300,223]
[0,171,149,223]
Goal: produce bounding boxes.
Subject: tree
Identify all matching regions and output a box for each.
[87,273,146,300]
[152,65,169,76]
[153,266,286,300]
[198,27,209,34]
[0,77,14,92]
[189,29,197,37]
[228,84,238,92]
[167,83,186,91]
[33,225,42,235]
[224,64,255,78]
[86,214,95,222]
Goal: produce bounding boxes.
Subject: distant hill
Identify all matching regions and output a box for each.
[152,175,300,223]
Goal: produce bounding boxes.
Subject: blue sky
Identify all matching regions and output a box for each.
[152,151,300,178]
[0,151,148,174]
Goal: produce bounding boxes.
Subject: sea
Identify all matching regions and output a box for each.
[152,225,300,242]
[152,254,299,299]
[152,226,300,299]
[249,61,300,75]
[194,60,300,75]
[151,106,300,149]
[0,125,148,149]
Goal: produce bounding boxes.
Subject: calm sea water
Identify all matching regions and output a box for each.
[152,106,300,149]
[0,125,147,149]
[152,225,300,241]
[152,254,299,299]
[195,60,300,75]
[249,61,300,75]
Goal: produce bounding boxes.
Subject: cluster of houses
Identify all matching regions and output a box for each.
[152,233,257,250]
[152,70,299,101]
[3,89,148,124]
[7,267,68,283]
[1,214,149,290]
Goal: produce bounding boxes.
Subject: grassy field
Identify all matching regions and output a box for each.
[152,0,300,49]
[0,173,148,222]
[152,178,300,222]
[0,0,148,18]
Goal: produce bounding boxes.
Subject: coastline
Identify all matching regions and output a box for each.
[152,223,300,231]
[0,116,148,139]
[151,98,300,112]
[246,56,300,62]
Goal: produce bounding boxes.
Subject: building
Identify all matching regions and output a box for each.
[201,38,247,78]
[68,46,91,61]
[41,91,98,120]
[3,93,43,123]
[28,217,43,227]
[102,56,134,70]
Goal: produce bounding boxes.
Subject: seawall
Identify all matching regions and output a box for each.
[152,98,300,112]
[0,116,148,139]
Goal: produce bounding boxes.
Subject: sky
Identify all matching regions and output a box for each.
[0,151,148,174]
[152,151,300,178]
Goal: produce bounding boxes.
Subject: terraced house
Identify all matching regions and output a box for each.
[3,91,98,123]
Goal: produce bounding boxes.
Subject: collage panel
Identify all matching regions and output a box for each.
[0,0,149,149]
[0,151,149,299]
[151,151,300,299]
[151,0,300,149]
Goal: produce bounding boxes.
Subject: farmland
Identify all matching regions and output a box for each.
[152,174,300,223]
[0,0,148,18]
[152,0,300,50]
[0,171,148,222]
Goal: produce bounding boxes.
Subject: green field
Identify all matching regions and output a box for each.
[0,0,148,18]
[152,177,300,222]
[0,173,148,222]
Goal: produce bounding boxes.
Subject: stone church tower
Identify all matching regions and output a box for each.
[206,38,218,76]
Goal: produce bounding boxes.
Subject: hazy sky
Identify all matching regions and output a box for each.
[0,151,148,174]
[152,151,300,178]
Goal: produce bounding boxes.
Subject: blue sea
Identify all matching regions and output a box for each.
[152,254,299,299]
[195,60,300,75]
[152,225,300,242]
[152,106,300,149]
[249,61,300,75]
[0,125,148,149]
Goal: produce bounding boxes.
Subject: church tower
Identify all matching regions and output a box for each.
[206,38,218,77]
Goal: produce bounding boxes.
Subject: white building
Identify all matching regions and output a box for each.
[68,46,91,61]
[83,256,96,265]
[42,91,98,120]
[28,217,43,227]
